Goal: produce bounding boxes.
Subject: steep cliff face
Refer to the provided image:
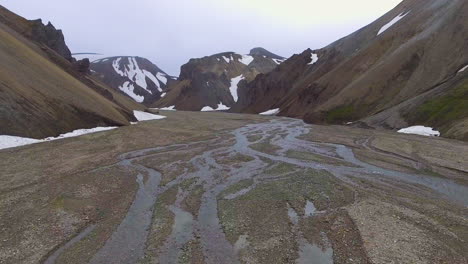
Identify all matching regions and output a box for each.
[234,0,468,140]
[154,48,285,111]
[89,56,174,105]
[0,5,143,139]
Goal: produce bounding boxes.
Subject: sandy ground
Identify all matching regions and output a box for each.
[0,111,466,264]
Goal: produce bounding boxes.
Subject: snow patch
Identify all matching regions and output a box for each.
[156,72,168,85]
[308,53,318,65]
[398,126,440,137]
[229,75,245,102]
[133,111,167,121]
[216,102,230,111]
[239,55,254,65]
[160,105,176,111]
[45,127,117,140]
[378,12,409,35]
[200,103,230,112]
[160,92,167,98]
[0,136,41,150]
[273,58,285,64]
[143,70,162,92]
[119,81,144,103]
[259,108,280,116]
[458,65,468,73]
[201,106,215,112]
[0,127,117,150]
[222,55,233,63]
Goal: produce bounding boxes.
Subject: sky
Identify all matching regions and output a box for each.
[0,0,402,75]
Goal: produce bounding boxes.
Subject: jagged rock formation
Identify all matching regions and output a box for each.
[234,0,468,141]
[29,19,73,61]
[154,48,285,111]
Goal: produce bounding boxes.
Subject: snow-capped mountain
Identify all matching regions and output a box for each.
[154,48,284,111]
[88,56,174,105]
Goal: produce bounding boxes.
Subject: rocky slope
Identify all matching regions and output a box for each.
[154,48,285,111]
[233,0,468,141]
[88,56,175,105]
[0,5,143,139]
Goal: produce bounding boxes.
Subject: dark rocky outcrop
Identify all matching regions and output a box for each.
[73,58,90,74]
[29,19,73,61]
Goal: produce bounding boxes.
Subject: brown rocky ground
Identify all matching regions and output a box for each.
[0,112,466,264]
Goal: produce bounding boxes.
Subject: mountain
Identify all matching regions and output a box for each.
[87,56,175,105]
[0,5,143,139]
[233,0,468,141]
[154,48,285,111]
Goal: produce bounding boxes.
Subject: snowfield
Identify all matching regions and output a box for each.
[133,110,167,121]
[308,53,318,65]
[378,12,409,35]
[0,127,117,150]
[398,126,440,137]
[260,108,280,116]
[229,75,245,102]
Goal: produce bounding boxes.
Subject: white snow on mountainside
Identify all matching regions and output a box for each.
[308,53,319,65]
[378,12,410,35]
[119,81,145,103]
[458,65,468,73]
[113,58,161,90]
[230,75,245,102]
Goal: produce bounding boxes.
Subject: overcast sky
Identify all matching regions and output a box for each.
[1,0,402,75]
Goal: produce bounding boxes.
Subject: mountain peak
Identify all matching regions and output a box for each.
[249,47,284,60]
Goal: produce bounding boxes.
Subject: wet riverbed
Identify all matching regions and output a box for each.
[44,118,468,264]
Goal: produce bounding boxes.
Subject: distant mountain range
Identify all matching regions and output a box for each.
[0,0,466,141]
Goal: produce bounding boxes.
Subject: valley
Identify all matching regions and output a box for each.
[0,0,467,263]
[1,111,466,264]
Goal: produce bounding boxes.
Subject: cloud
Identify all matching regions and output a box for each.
[0,0,402,75]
